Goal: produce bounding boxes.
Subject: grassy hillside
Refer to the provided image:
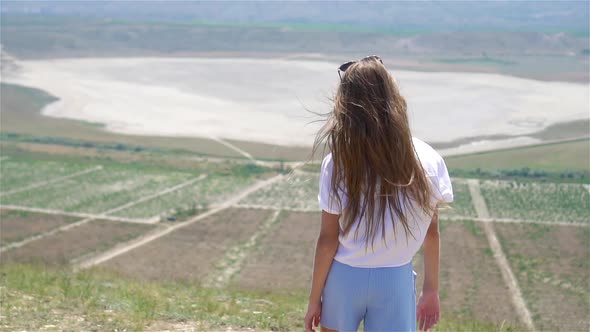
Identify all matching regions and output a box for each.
[0,263,520,331]
[446,139,590,173]
[2,134,586,331]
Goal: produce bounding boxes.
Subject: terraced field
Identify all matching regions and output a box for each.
[1,165,194,214]
[0,157,89,193]
[104,208,272,282]
[2,220,154,266]
[233,211,320,291]
[480,180,590,223]
[112,173,259,219]
[412,219,521,328]
[0,147,588,331]
[494,223,590,331]
[0,209,79,245]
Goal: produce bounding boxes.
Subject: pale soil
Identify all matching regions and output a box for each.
[103,208,273,282]
[205,210,282,288]
[233,211,320,291]
[6,57,588,150]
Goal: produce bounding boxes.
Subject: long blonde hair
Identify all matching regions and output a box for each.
[313,58,434,247]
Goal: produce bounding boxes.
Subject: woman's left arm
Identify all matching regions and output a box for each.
[304,210,340,332]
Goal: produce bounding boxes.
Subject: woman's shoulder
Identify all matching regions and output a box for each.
[411,137,445,176]
[320,153,334,171]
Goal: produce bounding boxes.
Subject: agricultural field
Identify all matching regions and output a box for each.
[112,173,260,219]
[0,209,79,245]
[0,156,89,193]
[412,219,522,329]
[480,180,590,223]
[0,138,588,331]
[104,208,272,282]
[238,171,478,219]
[1,164,195,215]
[238,171,319,210]
[2,220,154,266]
[233,211,320,291]
[494,223,590,331]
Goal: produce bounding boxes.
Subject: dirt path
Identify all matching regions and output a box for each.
[73,174,285,270]
[205,209,282,288]
[467,179,536,331]
[0,175,207,253]
[0,165,103,197]
[212,137,255,161]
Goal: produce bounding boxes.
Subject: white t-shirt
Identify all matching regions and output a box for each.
[318,137,454,268]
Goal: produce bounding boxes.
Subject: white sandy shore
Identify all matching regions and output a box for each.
[4,57,589,149]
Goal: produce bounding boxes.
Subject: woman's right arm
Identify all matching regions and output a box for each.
[417,210,441,332]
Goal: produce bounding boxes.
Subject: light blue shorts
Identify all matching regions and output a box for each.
[321,259,417,332]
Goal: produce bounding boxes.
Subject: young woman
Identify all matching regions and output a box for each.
[304,56,453,332]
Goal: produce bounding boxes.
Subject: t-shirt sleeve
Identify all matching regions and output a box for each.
[318,155,342,214]
[432,156,454,204]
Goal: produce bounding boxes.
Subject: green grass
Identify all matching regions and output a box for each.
[446,139,590,173]
[0,263,519,331]
[440,180,477,218]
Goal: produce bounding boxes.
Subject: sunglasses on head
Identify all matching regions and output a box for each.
[338,55,383,80]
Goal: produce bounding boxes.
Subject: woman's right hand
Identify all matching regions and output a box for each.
[304,300,322,332]
[417,289,440,331]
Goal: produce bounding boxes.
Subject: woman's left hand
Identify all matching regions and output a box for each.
[417,289,440,331]
[304,300,322,332]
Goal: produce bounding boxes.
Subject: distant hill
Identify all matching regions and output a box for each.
[1,1,588,82]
